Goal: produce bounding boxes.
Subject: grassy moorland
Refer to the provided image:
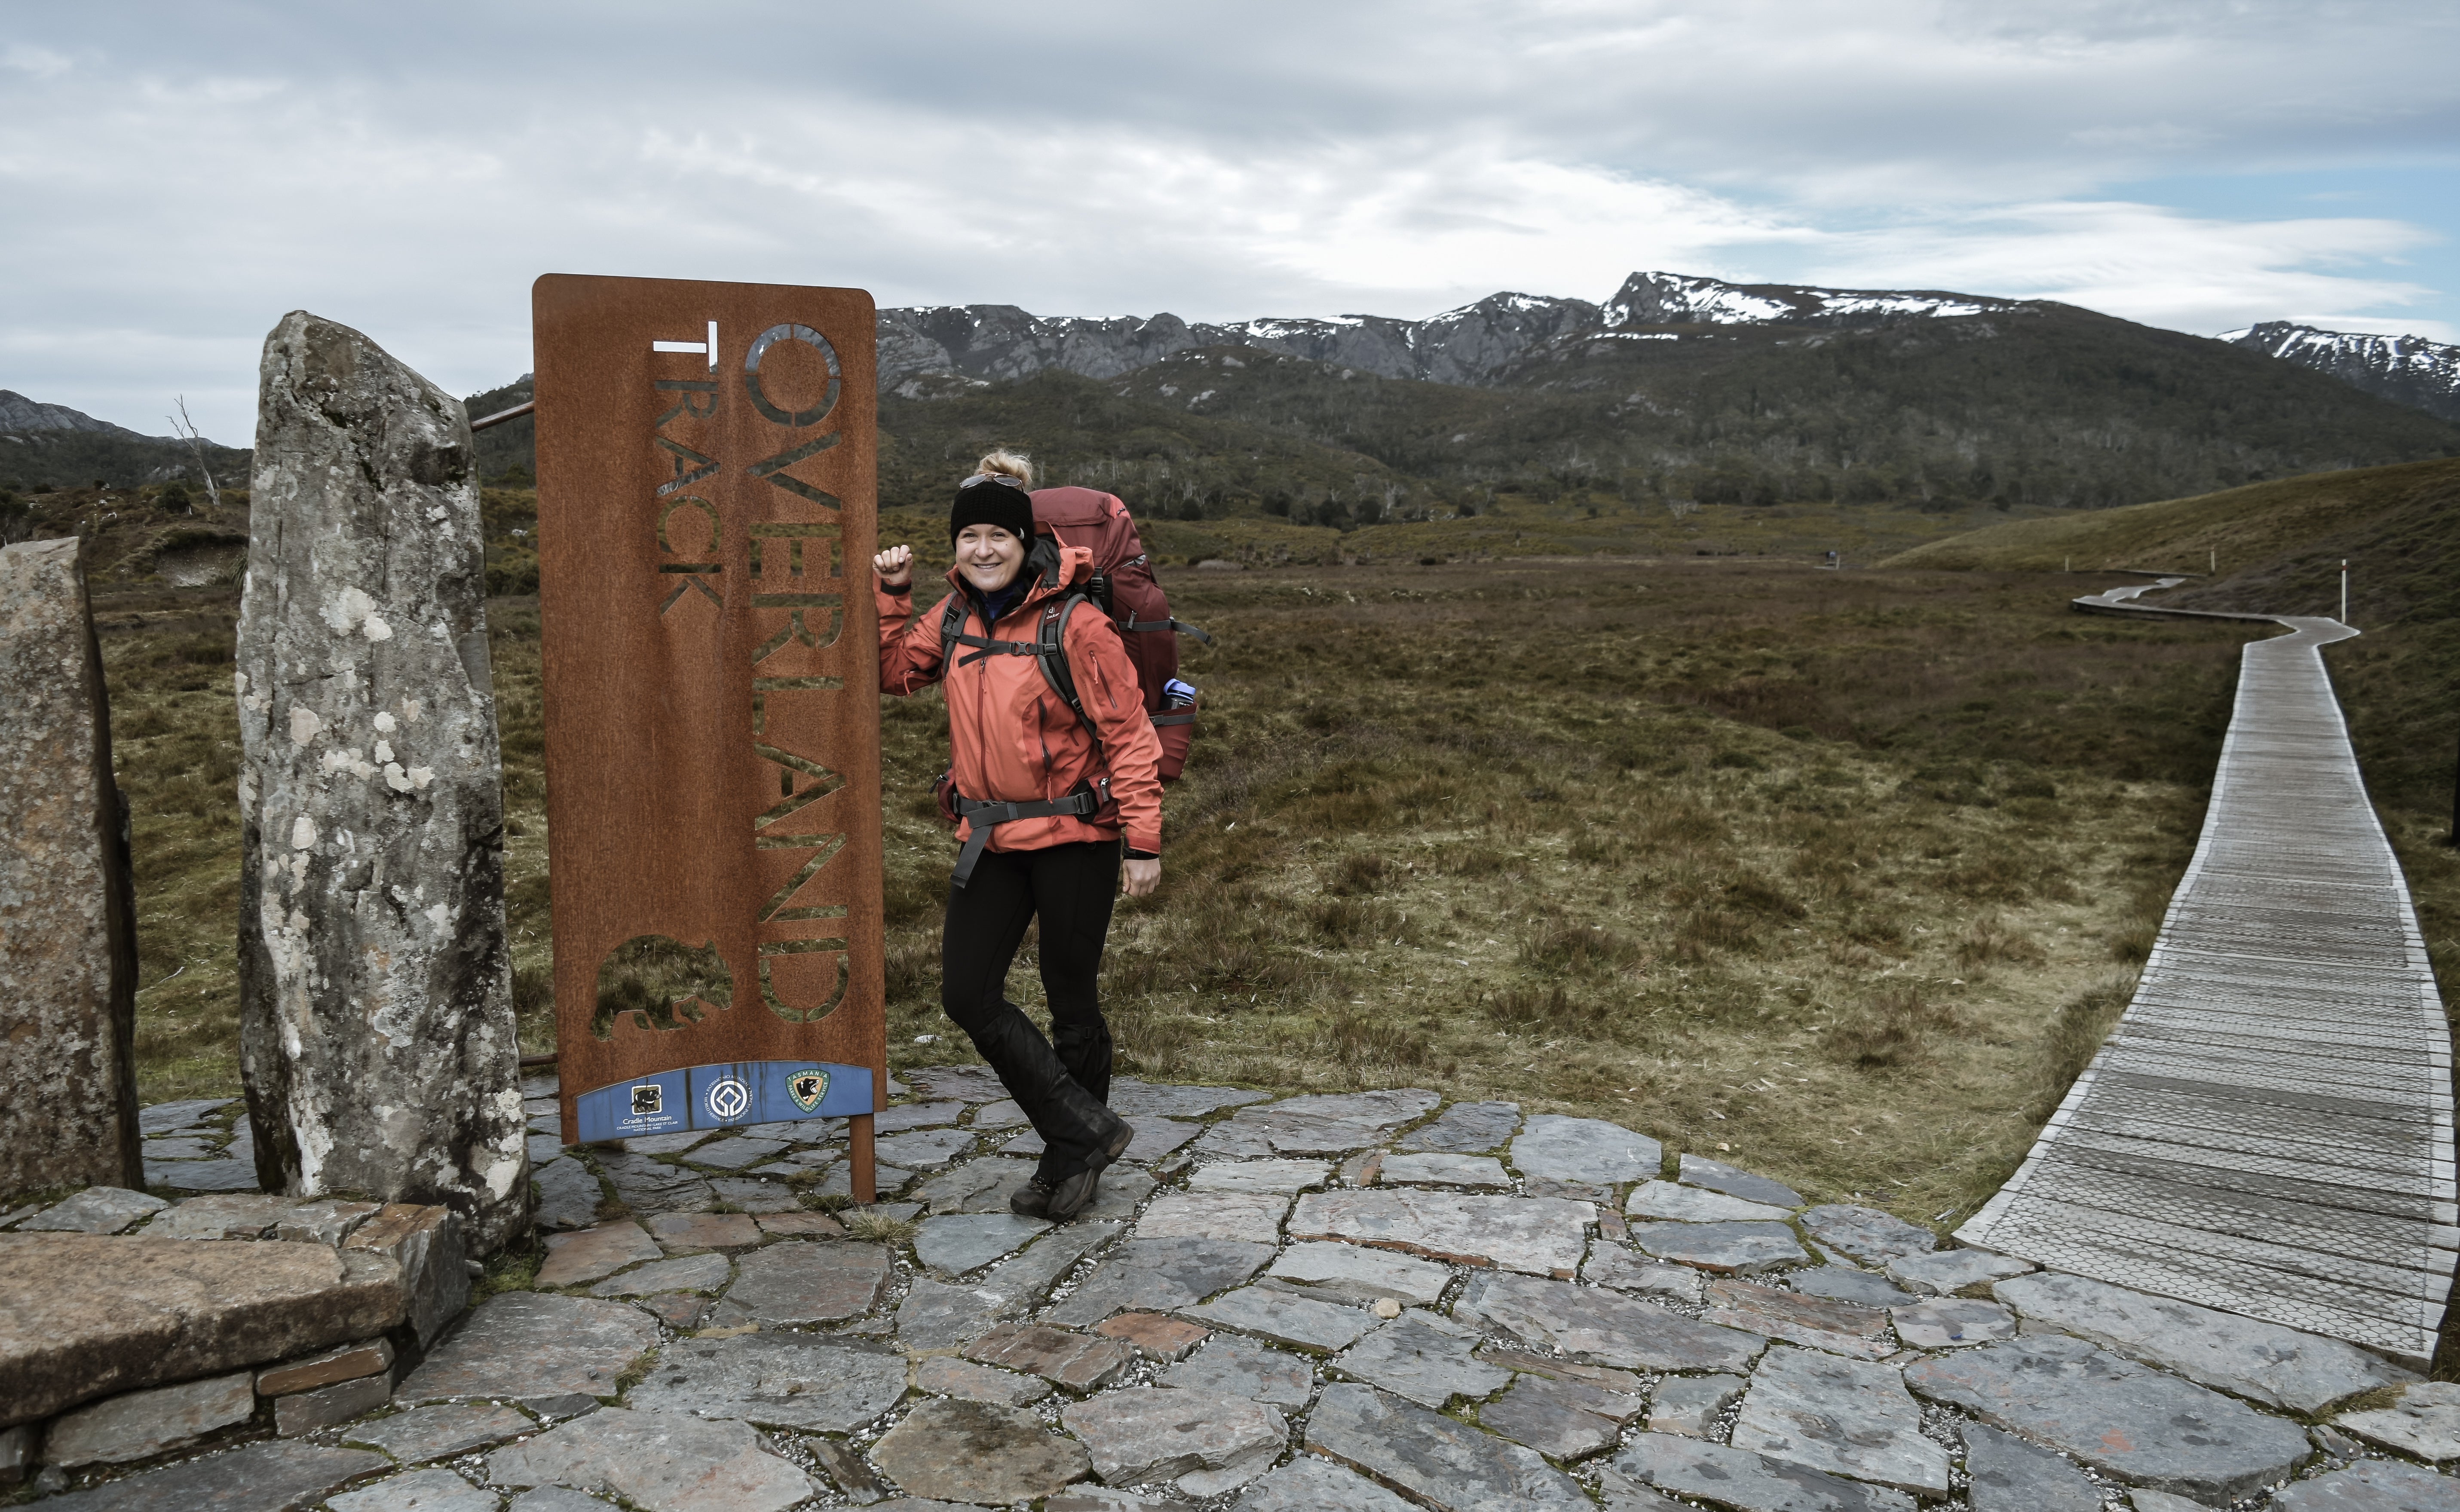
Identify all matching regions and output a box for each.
[92,520,2263,1237]
[869,551,2259,1227]
[65,453,2456,1242]
[1887,456,2460,1037]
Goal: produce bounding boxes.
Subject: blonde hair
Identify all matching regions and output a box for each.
[973,450,1035,488]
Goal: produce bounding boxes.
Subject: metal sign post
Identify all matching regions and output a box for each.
[533,274,884,1201]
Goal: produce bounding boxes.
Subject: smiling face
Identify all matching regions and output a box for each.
[954,523,1026,594]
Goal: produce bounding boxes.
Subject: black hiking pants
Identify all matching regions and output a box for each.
[940,839,1120,1177]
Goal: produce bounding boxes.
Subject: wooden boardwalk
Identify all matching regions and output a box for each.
[1958,601,2456,1367]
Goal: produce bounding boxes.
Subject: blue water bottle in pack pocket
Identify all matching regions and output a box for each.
[1153,678,1199,778]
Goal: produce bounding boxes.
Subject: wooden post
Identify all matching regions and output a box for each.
[850,1110,877,1203]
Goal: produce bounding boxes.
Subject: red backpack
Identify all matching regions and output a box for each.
[1030,487,1208,780]
[933,487,1209,783]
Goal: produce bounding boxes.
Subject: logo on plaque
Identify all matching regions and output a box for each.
[705,1076,751,1122]
[788,1067,829,1111]
[630,1084,665,1116]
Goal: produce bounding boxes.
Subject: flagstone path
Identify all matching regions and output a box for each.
[15,1071,2460,1512]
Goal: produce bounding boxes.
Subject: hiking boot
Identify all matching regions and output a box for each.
[1042,1164,1104,1221]
[1090,1106,1134,1166]
[1041,1111,1132,1222]
[1010,1177,1054,1219]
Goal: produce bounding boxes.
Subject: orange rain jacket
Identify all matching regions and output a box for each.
[878,543,1164,857]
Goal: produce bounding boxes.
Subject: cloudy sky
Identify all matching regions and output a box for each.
[5,0,2455,442]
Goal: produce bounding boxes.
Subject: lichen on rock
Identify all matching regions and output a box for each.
[236,310,527,1252]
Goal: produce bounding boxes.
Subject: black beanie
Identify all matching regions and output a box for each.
[950,478,1035,544]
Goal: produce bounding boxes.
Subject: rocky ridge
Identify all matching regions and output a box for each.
[0,391,160,441]
[7,1070,2455,1511]
[2221,322,2460,423]
[877,272,2045,395]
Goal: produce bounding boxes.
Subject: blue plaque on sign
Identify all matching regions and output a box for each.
[755,1061,871,1120]
[575,1060,873,1143]
[574,1069,691,1144]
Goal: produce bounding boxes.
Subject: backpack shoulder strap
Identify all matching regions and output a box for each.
[1035,594,1103,753]
[936,593,966,664]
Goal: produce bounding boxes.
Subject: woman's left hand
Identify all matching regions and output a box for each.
[1122,858,1161,898]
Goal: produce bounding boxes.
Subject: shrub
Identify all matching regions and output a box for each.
[883,866,941,925]
[1956,915,2048,968]
[1310,895,1400,944]
[1673,907,1758,962]
[1328,853,1388,894]
[115,706,174,740]
[511,965,554,1038]
[1519,918,1642,973]
[1945,849,2046,902]
[1479,983,1607,1031]
[2107,882,2173,961]
[883,935,937,1005]
[487,550,541,596]
[152,633,232,667]
[1723,873,1807,919]
[590,934,730,1039]
[1825,986,1964,1068]
[1568,833,1623,864]
[2027,976,2135,1118]
[1326,1010,1431,1068]
[1442,845,1521,877]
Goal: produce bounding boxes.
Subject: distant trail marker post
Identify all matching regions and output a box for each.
[533,275,885,1200]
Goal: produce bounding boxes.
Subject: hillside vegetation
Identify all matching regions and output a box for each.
[867,307,2460,532]
[0,404,248,494]
[1883,456,2460,814]
[450,300,2460,534]
[1883,456,2460,578]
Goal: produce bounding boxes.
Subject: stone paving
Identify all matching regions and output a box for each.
[9,1074,2460,1511]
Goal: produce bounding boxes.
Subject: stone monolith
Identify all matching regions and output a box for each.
[236,311,528,1251]
[0,537,144,1197]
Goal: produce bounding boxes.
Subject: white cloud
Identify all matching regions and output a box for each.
[1,43,72,79]
[1805,200,2446,337]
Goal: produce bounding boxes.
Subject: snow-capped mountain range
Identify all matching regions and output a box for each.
[878,271,2038,395]
[2220,323,2460,424]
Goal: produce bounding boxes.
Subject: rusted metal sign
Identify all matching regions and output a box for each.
[533,275,883,1198]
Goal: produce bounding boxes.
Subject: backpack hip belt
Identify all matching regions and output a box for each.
[950,780,1108,888]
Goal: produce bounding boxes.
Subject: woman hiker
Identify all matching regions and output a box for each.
[874,451,1164,1221]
